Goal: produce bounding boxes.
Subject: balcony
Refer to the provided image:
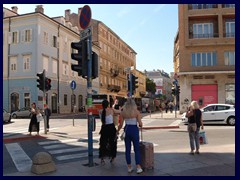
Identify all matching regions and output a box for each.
[188,4,218,10]
[107,84,121,92]
[224,33,235,38]
[110,68,119,77]
[189,33,219,39]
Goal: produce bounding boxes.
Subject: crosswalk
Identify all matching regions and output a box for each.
[37,134,126,161]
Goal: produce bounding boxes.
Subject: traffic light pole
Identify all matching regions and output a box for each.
[42,69,47,134]
[130,73,133,97]
[174,79,178,118]
[86,30,94,167]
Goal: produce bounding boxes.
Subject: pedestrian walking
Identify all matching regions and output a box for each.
[112,99,121,127]
[117,98,143,174]
[44,105,51,132]
[186,101,204,155]
[99,99,121,165]
[28,102,40,136]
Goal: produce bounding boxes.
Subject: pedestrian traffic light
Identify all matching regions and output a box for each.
[171,85,175,96]
[92,52,98,79]
[71,40,88,78]
[45,77,52,91]
[132,75,138,91]
[36,72,44,91]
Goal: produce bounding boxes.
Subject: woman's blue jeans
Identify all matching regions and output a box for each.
[124,125,141,165]
[189,128,200,151]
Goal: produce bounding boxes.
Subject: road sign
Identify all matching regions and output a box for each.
[70,80,76,90]
[80,27,91,40]
[79,5,91,30]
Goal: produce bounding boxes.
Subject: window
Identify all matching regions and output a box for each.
[43,31,48,44]
[63,63,68,75]
[225,84,235,105]
[12,31,19,44]
[43,56,49,72]
[23,55,31,71]
[52,59,57,74]
[224,51,235,65]
[10,56,17,71]
[52,35,57,48]
[215,105,230,111]
[191,52,217,67]
[193,23,213,38]
[64,94,68,105]
[21,29,32,42]
[24,93,30,108]
[191,4,217,9]
[225,20,235,37]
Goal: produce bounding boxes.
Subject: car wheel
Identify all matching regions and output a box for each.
[12,114,17,118]
[227,116,235,126]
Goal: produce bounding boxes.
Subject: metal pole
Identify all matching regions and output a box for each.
[87,30,94,167]
[43,69,47,134]
[174,80,178,118]
[130,73,133,97]
[72,89,75,126]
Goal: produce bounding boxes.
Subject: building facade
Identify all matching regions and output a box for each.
[174,4,235,113]
[3,6,100,113]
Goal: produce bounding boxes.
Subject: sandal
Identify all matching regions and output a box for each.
[101,159,105,165]
[110,158,115,163]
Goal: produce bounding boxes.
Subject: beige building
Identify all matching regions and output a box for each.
[65,8,143,100]
[174,4,235,113]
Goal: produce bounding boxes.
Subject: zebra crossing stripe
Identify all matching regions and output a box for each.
[5,143,32,172]
[56,150,99,161]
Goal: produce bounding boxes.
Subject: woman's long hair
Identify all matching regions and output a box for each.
[101,99,109,125]
[122,98,137,117]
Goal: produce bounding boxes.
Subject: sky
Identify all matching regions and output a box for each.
[3,4,179,74]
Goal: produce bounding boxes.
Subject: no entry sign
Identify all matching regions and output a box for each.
[80,5,91,30]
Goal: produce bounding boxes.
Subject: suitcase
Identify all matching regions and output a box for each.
[139,128,154,170]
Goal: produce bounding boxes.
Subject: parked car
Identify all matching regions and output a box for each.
[182,104,235,126]
[3,109,11,123]
[11,107,31,118]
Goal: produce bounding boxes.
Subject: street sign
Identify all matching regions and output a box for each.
[80,27,91,40]
[70,80,76,90]
[79,5,91,30]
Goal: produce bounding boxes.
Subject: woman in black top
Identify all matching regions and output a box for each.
[186,101,204,154]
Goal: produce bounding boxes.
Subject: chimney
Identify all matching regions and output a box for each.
[65,9,70,21]
[35,5,44,14]
[11,6,18,13]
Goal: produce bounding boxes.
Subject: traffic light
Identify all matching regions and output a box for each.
[177,85,180,95]
[132,75,138,91]
[92,52,98,79]
[37,72,44,91]
[71,40,88,78]
[171,85,175,95]
[45,77,52,91]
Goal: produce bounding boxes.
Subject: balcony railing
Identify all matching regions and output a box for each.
[224,33,235,38]
[189,33,219,39]
[107,84,121,92]
[222,4,235,8]
[188,4,218,10]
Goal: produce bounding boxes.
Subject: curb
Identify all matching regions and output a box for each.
[3,135,46,143]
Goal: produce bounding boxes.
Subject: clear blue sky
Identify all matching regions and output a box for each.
[3,4,179,74]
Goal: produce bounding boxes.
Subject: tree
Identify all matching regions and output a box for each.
[146,78,156,95]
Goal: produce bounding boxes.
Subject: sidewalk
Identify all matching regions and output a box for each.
[3,111,235,176]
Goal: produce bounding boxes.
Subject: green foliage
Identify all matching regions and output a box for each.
[146,78,156,94]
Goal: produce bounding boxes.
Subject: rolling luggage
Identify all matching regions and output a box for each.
[139,128,154,170]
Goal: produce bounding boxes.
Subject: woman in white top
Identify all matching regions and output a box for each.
[117,98,143,174]
[99,99,121,164]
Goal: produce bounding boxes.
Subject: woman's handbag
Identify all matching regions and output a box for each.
[188,123,197,132]
[36,113,44,122]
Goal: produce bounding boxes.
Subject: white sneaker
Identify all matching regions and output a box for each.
[128,167,133,173]
[136,167,143,174]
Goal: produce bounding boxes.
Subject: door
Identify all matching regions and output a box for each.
[51,93,57,113]
[202,105,216,121]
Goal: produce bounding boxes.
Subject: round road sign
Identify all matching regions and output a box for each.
[80,5,91,29]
